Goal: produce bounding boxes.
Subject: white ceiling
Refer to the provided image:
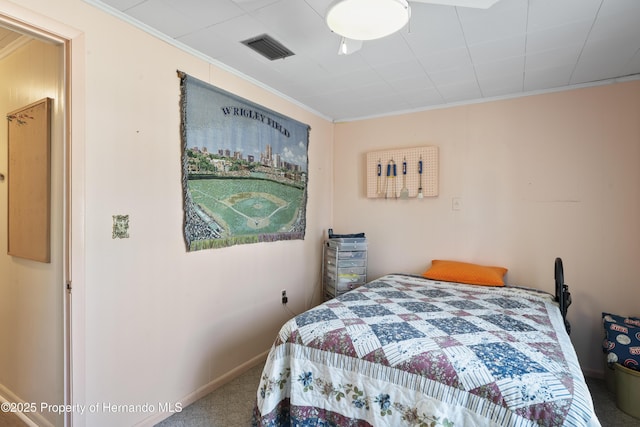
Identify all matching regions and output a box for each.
[89,0,640,121]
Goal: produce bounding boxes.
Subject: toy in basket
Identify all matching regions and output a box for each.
[602,312,640,419]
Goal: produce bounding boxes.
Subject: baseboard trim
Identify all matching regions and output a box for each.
[0,384,53,427]
[135,350,269,427]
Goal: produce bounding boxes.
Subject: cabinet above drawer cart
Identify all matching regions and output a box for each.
[323,237,367,300]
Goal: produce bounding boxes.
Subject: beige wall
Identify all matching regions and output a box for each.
[77,8,333,427]
[3,0,333,426]
[332,80,640,376]
[0,38,65,426]
[3,0,639,426]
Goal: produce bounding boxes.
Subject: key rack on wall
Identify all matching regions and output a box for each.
[365,146,438,199]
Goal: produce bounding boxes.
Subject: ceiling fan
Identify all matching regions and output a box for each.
[327,0,502,55]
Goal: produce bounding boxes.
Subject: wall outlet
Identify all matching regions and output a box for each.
[281,290,288,304]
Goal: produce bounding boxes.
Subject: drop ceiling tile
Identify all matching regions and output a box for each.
[387,73,434,94]
[249,0,331,52]
[125,0,243,39]
[428,63,476,86]
[525,20,593,54]
[475,56,524,97]
[418,47,471,74]
[524,64,575,92]
[478,73,523,98]
[457,0,528,45]
[374,59,427,83]
[358,34,415,67]
[402,4,467,56]
[588,1,640,42]
[303,0,334,17]
[268,56,329,81]
[301,68,383,99]
[402,86,446,109]
[571,37,640,84]
[438,80,482,103]
[370,59,434,94]
[176,21,254,60]
[319,53,376,77]
[347,98,411,119]
[595,0,640,23]
[216,52,289,83]
[601,0,640,12]
[232,0,283,13]
[98,0,144,10]
[468,35,525,64]
[87,0,640,121]
[214,54,325,103]
[178,15,260,52]
[527,0,602,32]
[621,49,640,76]
[525,46,581,73]
[339,81,396,102]
[295,91,341,115]
[475,55,524,81]
[125,2,193,38]
[328,78,394,99]
[311,89,410,120]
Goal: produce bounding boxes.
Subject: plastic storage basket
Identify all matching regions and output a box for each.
[614,363,640,419]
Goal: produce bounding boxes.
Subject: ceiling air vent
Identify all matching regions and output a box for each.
[241,34,294,60]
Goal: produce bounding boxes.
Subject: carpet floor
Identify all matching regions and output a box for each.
[155,363,263,427]
[156,365,639,427]
[0,409,30,427]
[0,368,636,426]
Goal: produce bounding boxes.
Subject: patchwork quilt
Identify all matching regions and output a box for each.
[253,274,600,427]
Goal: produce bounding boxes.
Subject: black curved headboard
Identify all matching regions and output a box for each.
[554,257,572,335]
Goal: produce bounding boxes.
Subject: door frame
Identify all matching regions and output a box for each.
[0,3,85,426]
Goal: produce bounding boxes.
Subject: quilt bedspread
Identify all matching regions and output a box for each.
[253,274,600,427]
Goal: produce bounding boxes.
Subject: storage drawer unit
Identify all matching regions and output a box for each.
[323,237,367,300]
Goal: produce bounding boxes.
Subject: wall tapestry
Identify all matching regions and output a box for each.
[178,71,310,251]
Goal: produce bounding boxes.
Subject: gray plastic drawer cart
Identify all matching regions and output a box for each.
[322,233,367,300]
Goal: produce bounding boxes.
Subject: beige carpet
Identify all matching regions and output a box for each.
[1,369,635,426]
[156,365,639,427]
[585,376,640,426]
[155,363,263,427]
[0,409,29,427]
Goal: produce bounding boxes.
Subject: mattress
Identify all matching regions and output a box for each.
[253,274,600,426]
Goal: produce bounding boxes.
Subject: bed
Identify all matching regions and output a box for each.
[253,258,600,426]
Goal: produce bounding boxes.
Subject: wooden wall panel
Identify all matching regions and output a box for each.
[7,98,51,262]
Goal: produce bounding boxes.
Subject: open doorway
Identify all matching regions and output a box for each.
[0,21,69,427]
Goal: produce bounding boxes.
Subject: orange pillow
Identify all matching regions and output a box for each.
[422,260,507,287]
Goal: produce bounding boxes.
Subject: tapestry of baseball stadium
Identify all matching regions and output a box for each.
[179,72,310,251]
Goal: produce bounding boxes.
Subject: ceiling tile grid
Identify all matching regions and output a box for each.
[85,0,640,121]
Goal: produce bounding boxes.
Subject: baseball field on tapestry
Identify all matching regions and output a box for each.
[188,177,303,237]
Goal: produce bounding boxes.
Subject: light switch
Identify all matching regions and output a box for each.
[112,215,130,239]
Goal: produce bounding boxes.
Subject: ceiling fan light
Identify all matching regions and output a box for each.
[326,0,410,41]
[338,37,363,55]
